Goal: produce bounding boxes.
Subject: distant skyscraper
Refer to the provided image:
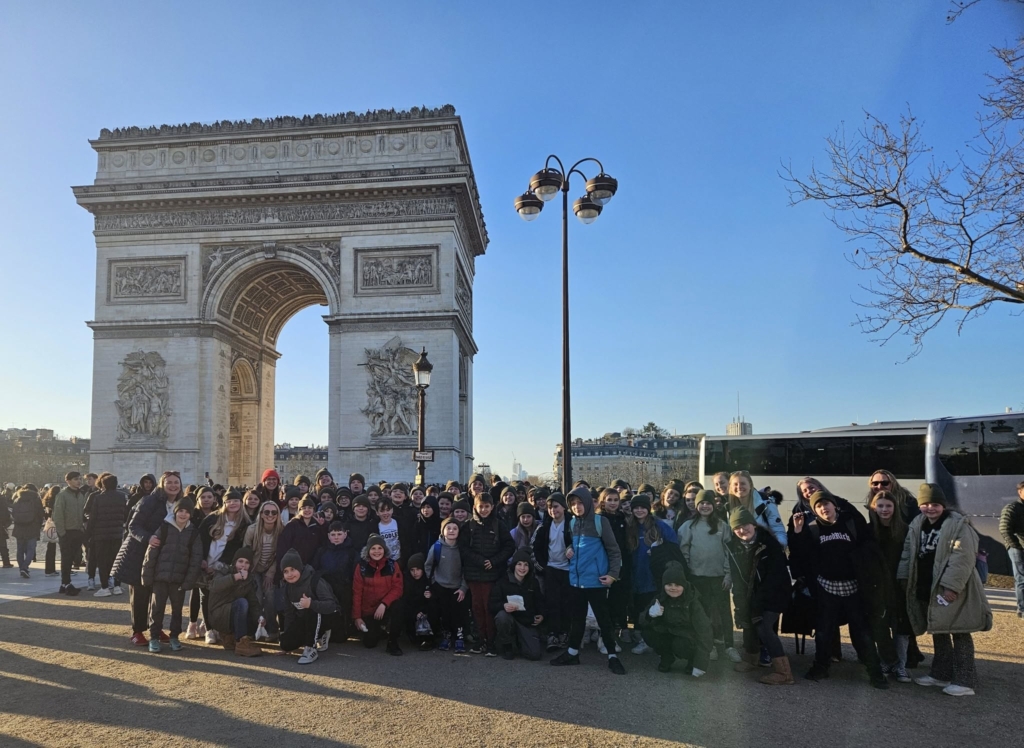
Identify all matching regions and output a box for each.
[726,417,753,436]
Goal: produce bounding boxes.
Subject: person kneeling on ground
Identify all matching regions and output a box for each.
[402,553,435,650]
[489,547,544,661]
[640,562,713,676]
[352,534,405,655]
[280,548,340,665]
[208,547,263,657]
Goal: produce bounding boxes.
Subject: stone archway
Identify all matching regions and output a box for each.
[75,106,486,485]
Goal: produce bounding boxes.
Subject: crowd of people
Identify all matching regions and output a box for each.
[1,466,1012,697]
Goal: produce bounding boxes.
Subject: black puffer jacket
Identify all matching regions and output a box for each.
[460,508,515,582]
[11,488,44,541]
[726,526,791,628]
[113,492,173,586]
[83,489,128,542]
[488,566,542,626]
[141,519,204,589]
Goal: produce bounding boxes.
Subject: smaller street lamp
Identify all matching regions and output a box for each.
[412,348,433,485]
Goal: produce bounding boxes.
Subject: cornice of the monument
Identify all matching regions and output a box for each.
[95,105,458,142]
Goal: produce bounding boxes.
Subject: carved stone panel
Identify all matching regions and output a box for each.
[354,246,439,296]
[115,350,170,443]
[455,263,472,323]
[203,241,340,286]
[108,256,186,304]
[359,336,419,439]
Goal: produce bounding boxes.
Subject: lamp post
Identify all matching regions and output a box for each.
[412,347,433,485]
[515,156,617,495]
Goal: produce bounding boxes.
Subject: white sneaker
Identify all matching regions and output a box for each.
[297,646,319,665]
[598,639,621,655]
[87,578,96,591]
[112,585,123,595]
[316,630,331,652]
[692,667,706,678]
[914,675,951,688]
[205,630,220,645]
[197,620,207,636]
[185,622,200,640]
[93,587,112,597]
[942,684,975,697]
[631,639,650,655]
[709,648,719,661]
[725,647,743,663]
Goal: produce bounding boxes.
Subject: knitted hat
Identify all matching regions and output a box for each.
[517,501,536,518]
[315,468,334,483]
[349,472,365,485]
[452,498,472,514]
[810,491,834,508]
[335,487,352,499]
[694,490,716,507]
[391,482,409,496]
[662,561,687,587]
[445,480,462,492]
[293,474,311,487]
[232,546,255,567]
[261,469,281,484]
[285,486,304,500]
[441,516,461,534]
[666,480,686,495]
[547,493,567,510]
[917,483,948,508]
[171,498,195,516]
[468,473,486,486]
[317,486,338,500]
[729,506,757,529]
[501,485,518,501]
[630,494,652,512]
[319,500,338,516]
[406,553,425,571]
[280,548,303,571]
[636,483,657,497]
[511,548,532,567]
[352,493,372,509]
[609,479,629,490]
[365,534,387,553]
[298,494,317,509]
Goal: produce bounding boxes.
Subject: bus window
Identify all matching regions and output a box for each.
[853,435,926,476]
[788,437,853,476]
[979,418,1024,475]
[938,422,980,476]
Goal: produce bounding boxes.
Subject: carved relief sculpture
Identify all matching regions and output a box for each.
[108,257,186,303]
[116,350,171,442]
[455,265,472,322]
[362,255,433,289]
[359,337,419,438]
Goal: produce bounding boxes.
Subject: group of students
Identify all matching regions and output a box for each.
[3,466,996,694]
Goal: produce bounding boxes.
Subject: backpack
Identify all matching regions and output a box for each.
[569,514,602,536]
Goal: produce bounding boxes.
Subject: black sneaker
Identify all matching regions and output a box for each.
[545,633,561,652]
[502,646,515,661]
[386,643,403,656]
[45,571,59,577]
[418,640,434,651]
[60,584,81,597]
[20,570,29,579]
[804,662,830,681]
[870,676,890,690]
[484,643,497,658]
[608,656,627,675]
[550,651,581,666]
[469,642,484,655]
[657,656,675,673]
[2,563,13,569]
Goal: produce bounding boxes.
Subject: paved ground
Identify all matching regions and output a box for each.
[0,562,1021,748]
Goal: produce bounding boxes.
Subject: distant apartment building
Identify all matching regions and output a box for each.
[273,444,328,485]
[0,429,91,486]
[554,431,702,488]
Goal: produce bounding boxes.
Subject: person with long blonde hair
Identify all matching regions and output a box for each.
[243,500,285,641]
[728,471,787,549]
[866,470,919,523]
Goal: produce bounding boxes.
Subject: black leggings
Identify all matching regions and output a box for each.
[189,586,210,624]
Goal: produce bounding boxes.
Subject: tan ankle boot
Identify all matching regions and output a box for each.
[733,651,757,673]
[760,656,794,685]
[235,635,262,657]
[221,633,236,651]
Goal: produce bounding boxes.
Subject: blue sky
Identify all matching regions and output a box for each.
[1,1,1022,479]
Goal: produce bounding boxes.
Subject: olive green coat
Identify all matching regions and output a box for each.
[897,512,992,636]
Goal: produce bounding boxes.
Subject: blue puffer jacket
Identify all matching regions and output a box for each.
[752,490,788,549]
[567,487,622,589]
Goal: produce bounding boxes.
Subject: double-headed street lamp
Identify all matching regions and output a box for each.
[412,347,433,485]
[514,156,618,494]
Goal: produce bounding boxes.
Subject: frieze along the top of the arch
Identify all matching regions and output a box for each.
[95,105,459,141]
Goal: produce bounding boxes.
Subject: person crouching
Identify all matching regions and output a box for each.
[640,562,713,676]
[208,547,263,657]
[352,534,405,655]
[280,548,340,665]
[489,547,544,660]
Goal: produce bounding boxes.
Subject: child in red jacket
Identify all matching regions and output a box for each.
[352,534,404,655]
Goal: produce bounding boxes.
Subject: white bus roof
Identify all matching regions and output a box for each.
[703,413,1018,440]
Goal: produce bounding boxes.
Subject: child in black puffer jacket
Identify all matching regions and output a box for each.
[141,499,203,652]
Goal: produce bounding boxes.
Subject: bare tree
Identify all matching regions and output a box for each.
[783,39,1024,356]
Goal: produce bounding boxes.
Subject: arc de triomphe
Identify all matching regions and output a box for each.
[73,106,486,486]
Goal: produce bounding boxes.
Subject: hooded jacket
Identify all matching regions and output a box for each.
[567,487,623,588]
[639,573,714,671]
[281,562,340,632]
[413,498,442,557]
[725,525,791,627]
[11,488,45,541]
[460,504,515,582]
[208,565,261,634]
[488,564,542,627]
[141,517,203,589]
[352,542,404,618]
[83,488,128,543]
[127,474,156,514]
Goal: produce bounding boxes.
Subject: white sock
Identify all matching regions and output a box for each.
[568,647,579,656]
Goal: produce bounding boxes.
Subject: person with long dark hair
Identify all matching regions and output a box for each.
[868,490,912,682]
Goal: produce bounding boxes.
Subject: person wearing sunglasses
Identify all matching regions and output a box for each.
[865,471,920,524]
[243,500,285,642]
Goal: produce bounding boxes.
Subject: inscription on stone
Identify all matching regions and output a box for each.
[108,257,186,303]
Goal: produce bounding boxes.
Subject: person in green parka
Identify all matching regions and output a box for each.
[640,562,714,677]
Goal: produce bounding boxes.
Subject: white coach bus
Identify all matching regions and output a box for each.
[700,414,1024,575]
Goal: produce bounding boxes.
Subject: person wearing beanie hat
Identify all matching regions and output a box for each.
[656,483,687,529]
[510,502,539,561]
[275,493,328,574]
[468,473,487,497]
[527,487,548,522]
[205,544,263,657]
[414,497,442,558]
[401,551,434,650]
[462,484,516,655]
[622,488,677,662]
[678,489,735,662]
[595,487,630,649]
[348,495,377,555]
[897,483,992,695]
[496,485,519,528]
[140,495,205,653]
[353,533,405,656]
[725,502,793,683]
[436,491,454,520]
[318,500,339,525]
[635,483,657,499]
[293,474,312,492]
[254,468,283,509]
[314,468,335,490]
[281,486,303,523]
[348,473,365,494]
[630,494,652,513]
[534,491,573,652]
[332,487,353,522]
[640,561,713,676]
[489,545,544,661]
[279,543,340,664]
[790,486,886,688]
[426,515,470,652]
[451,497,472,524]
[550,486,625,674]
[312,519,356,642]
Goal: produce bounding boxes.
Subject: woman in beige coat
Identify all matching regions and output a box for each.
[897,484,992,697]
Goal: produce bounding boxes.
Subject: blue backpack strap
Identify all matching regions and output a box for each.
[431,540,442,578]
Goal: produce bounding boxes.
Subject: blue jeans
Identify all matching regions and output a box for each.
[231,598,251,638]
[17,538,37,572]
[1008,548,1024,614]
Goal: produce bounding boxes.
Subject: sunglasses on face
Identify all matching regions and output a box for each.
[262,510,278,516]
[871,480,891,487]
